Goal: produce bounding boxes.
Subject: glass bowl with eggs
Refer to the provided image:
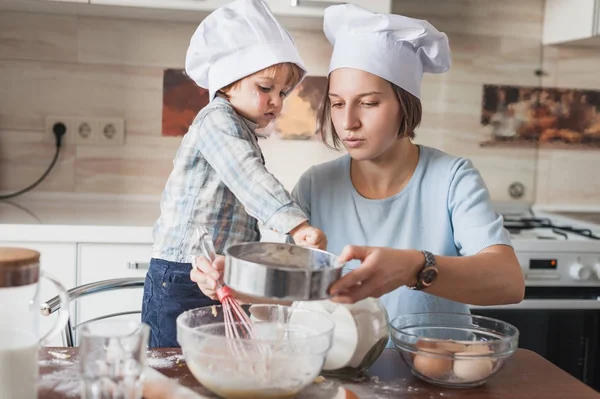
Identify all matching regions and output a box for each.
[176,304,335,399]
[390,312,519,388]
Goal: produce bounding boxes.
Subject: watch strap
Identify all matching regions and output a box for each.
[409,250,437,290]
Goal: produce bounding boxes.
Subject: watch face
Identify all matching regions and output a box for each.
[421,267,438,287]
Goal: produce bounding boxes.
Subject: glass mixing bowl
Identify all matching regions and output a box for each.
[390,312,519,388]
[176,304,335,399]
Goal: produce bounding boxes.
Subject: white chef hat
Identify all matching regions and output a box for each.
[185,0,307,100]
[323,4,451,99]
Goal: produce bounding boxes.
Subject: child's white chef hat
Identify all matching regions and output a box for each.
[185,0,307,100]
[323,4,451,99]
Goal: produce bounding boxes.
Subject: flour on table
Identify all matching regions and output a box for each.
[38,354,80,398]
[146,350,184,369]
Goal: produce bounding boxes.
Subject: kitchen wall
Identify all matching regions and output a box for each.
[537,43,600,207]
[0,0,598,207]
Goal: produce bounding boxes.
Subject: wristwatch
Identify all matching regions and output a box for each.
[408,250,438,291]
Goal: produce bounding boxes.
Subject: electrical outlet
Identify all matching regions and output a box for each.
[95,118,125,146]
[72,118,96,145]
[45,116,74,145]
[44,116,126,146]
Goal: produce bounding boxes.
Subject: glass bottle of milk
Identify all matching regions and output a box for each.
[0,247,70,399]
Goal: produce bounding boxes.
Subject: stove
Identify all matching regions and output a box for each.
[496,204,600,289]
[472,204,600,391]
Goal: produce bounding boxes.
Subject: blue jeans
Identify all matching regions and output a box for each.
[141,258,219,348]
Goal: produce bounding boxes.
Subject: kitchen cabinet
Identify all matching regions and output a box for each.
[542,0,600,45]
[31,0,89,2]
[0,241,77,347]
[265,0,391,17]
[0,0,391,27]
[1,215,285,346]
[89,0,392,17]
[75,229,283,339]
[89,0,229,12]
[76,243,151,344]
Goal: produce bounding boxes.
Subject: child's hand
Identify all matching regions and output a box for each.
[290,222,328,250]
[191,255,225,300]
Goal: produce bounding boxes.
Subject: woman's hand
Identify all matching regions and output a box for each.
[328,246,424,304]
[190,255,225,300]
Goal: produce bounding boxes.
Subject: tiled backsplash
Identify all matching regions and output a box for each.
[0,0,599,208]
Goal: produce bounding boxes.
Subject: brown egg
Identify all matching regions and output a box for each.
[413,339,437,359]
[415,339,467,354]
[435,340,468,353]
[415,339,438,351]
[465,343,498,364]
[413,349,453,379]
[453,352,494,382]
[466,343,493,355]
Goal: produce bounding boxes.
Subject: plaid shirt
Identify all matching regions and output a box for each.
[152,97,308,263]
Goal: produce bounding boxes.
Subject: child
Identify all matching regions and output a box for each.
[141,0,327,348]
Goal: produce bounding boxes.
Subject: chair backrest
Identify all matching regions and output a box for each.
[41,277,145,347]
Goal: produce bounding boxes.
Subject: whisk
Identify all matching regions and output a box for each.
[194,227,257,354]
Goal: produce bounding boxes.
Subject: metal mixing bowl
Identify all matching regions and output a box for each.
[390,312,519,388]
[224,242,345,300]
[176,304,335,399]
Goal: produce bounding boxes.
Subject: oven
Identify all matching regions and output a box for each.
[471,239,600,392]
[472,291,600,391]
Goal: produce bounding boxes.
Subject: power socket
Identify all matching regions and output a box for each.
[96,118,125,146]
[45,116,126,146]
[72,117,95,145]
[45,116,74,145]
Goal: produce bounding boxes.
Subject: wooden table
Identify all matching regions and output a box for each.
[38,347,600,399]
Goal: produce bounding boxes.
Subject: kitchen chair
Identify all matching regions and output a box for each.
[41,277,145,347]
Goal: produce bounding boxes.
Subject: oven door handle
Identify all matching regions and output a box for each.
[470,299,600,310]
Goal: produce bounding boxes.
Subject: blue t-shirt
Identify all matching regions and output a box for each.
[291,145,512,346]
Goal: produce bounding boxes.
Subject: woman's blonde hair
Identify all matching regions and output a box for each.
[218,62,304,96]
[316,80,423,151]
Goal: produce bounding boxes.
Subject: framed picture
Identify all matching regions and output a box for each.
[480,84,600,148]
[161,69,327,140]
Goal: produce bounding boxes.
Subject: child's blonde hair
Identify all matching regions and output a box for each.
[218,62,304,96]
[316,80,423,151]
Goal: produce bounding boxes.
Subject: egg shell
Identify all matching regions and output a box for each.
[453,352,494,382]
[415,339,468,354]
[415,339,438,351]
[434,340,469,353]
[413,348,453,379]
[334,387,360,399]
[465,343,498,364]
[466,343,493,354]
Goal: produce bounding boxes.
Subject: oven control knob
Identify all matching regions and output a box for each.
[569,263,592,280]
[594,263,600,280]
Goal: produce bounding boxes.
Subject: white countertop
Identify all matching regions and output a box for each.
[0,192,285,244]
[4,193,599,247]
[0,193,159,243]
